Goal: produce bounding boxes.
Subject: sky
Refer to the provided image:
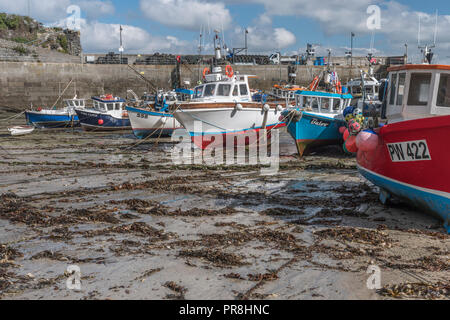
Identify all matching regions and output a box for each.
[0,0,449,63]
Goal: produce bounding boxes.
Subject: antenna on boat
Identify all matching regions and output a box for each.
[418,10,438,64]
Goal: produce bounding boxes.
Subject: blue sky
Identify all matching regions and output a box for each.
[0,0,449,62]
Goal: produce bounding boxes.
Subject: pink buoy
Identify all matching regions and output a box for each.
[343,128,350,141]
[339,126,346,134]
[356,130,379,152]
[98,119,104,125]
[345,135,357,153]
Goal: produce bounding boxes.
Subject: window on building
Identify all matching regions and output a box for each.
[407,73,431,106]
[437,73,450,108]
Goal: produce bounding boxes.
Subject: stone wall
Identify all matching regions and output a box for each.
[0,61,386,110]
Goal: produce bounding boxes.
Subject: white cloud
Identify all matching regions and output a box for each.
[75,1,115,20]
[140,0,232,31]
[80,20,192,53]
[228,14,296,53]
[0,0,70,22]
[0,0,115,23]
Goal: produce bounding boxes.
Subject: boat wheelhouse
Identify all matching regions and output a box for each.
[282,90,353,156]
[75,95,131,131]
[356,64,450,232]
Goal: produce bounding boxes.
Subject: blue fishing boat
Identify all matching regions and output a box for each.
[282,90,352,156]
[25,98,86,128]
[75,95,131,131]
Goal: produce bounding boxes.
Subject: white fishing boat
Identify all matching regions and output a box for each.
[172,66,286,149]
[8,125,35,136]
[171,32,286,149]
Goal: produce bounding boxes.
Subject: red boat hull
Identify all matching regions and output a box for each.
[357,115,450,231]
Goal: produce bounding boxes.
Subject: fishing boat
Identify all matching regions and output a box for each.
[172,32,286,149]
[8,125,35,136]
[126,88,190,139]
[75,95,131,131]
[281,90,353,156]
[25,98,85,128]
[356,64,450,232]
[172,67,286,149]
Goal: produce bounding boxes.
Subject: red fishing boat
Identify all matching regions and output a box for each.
[356,65,450,233]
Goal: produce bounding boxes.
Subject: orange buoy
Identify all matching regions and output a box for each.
[202,67,210,79]
[225,65,234,78]
[98,119,104,125]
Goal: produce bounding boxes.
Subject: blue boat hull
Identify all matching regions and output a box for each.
[358,166,450,233]
[75,109,131,131]
[25,111,79,128]
[286,111,345,156]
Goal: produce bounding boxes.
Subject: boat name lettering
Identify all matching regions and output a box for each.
[310,118,330,127]
[137,113,148,119]
[387,140,431,162]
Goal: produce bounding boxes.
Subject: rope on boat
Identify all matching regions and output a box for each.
[0,110,25,123]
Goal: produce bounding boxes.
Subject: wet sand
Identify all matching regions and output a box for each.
[0,119,448,300]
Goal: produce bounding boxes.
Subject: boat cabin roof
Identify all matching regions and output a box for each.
[192,76,251,101]
[295,90,352,100]
[294,90,353,114]
[92,96,126,103]
[385,64,450,122]
[64,99,85,107]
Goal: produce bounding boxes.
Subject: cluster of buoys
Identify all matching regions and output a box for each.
[356,129,379,152]
[339,106,364,154]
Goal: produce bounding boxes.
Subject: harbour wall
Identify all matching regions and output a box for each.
[0,62,386,109]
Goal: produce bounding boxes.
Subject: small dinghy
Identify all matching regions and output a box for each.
[8,125,35,136]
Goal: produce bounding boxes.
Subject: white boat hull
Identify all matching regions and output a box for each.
[8,125,35,136]
[127,106,182,139]
[173,107,284,136]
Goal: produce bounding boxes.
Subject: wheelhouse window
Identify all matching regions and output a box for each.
[396,73,406,105]
[437,73,450,108]
[107,103,114,111]
[194,86,204,98]
[216,84,231,96]
[239,84,248,96]
[389,73,397,105]
[204,84,216,97]
[93,101,99,109]
[115,103,121,110]
[333,98,341,111]
[352,86,361,95]
[407,73,431,106]
[232,85,238,96]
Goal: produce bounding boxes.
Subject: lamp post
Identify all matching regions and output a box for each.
[119,25,123,64]
[404,43,408,64]
[350,32,355,67]
[245,29,248,55]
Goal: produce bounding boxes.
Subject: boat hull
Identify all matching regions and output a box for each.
[25,111,79,128]
[8,125,35,136]
[75,109,131,131]
[126,106,182,139]
[173,107,285,149]
[357,115,450,232]
[286,111,345,156]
